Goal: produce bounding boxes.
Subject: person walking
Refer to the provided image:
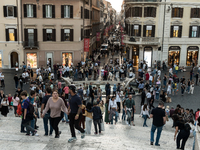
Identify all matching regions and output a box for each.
[14,74,19,89]
[84,102,93,134]
[41,90,68,138]
[108,96,118,125]
[150,101,166,146]
[68,85,85,143]
[40,87,53,136]
[12,93,20,117]
[140,104,150,127]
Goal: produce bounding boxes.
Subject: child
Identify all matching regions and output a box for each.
[87,101,102,135]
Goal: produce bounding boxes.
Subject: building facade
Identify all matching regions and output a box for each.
[22,0,87,68]
[0,0,23,68]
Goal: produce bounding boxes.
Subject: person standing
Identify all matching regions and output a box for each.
[141,88,146,106]
[150,101,166,146]
[68,85,85,143]
[40,87,53,136]
[42,90,68,138]
[14,74,19,89]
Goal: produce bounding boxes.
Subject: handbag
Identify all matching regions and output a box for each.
[100,120,105,131]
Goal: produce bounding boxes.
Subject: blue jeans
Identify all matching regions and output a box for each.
[122,109,126,121]
[143,115,148,126]
[31,118,35,129]
[150,124,163,145]
[62,112,69,122]
[149,80,152,86]
[110,111,118,124]
[186,86,190,93]
[155,93,159,100]
[43,113,53,135]
[193,131,196,150]
[163,80,166,86]
[15,81,18,88]
[127,110,132,124]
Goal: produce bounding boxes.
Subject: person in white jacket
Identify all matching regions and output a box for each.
[140,104,150,127]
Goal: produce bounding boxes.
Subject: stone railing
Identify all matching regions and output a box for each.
[125,0,161,2]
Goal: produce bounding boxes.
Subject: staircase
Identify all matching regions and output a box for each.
[0,113,193,150]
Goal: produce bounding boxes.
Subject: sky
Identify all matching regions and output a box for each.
[106,0,123,12]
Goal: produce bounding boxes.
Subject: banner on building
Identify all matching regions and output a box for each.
[84,38,90,52]
[121,34,124,45]
[96,32,101,41]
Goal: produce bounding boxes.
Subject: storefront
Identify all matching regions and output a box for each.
[26,53,37,68]
[186,46,199,66]
[132,46,139,66]
[144,46,153,67]
[168,46,180,66]
[62,52,73,66]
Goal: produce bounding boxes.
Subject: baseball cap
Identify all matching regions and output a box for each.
[69,85,76,93]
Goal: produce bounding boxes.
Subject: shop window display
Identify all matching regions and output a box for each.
[62,53,72,66]
[26,53,37,68]
[187,50,198,66]
[168,51,180,66]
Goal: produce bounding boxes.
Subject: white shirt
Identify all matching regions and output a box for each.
[25,72,29,77]
[146,92,151,98]
[116,93,121,102]
[66,66,69,72]
[157,70,161,76]
[36,69,39,75]
[149,75,153,81]
[48,67,51,73]
[140,105,150,117]
[1,100,9,106]
[169,68,172,74]
[22,73,26,78]
[108,99,117,111]
[143,64,146,70]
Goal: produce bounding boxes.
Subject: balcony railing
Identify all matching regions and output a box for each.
[125,0,161,2]
[123,36,160,45]
[23,41,39,49]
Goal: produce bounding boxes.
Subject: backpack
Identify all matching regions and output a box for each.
[27,98,34,114]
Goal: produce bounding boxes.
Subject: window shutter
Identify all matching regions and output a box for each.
[14,6,17,17]
[81,28,83,40]
[139,7,142,17]
[24,4,27,17]
[33,5,37,18]
[14,29,17,41]
[153,7,156,17]
[70,6,73,18]
[128,24,130,36]
[132,7,135,17]
[70,29,74,41]
[190,8,194,18]
[130,25,133,36]
[52,29,56,41]
[81,7,83,19]
[170,26,173,37]
[180,8,183,18]
[144,7,147,17]
[178,26,182,38]
[61,5,64,18]
[34,29,37,42]
[199,8,200,18]
[143,25,146,37]
[6,29,9,41]
[43,29,47,41]
[61,29,64,41]
[171,8,175,18]
[52,5,55,18]
[151,25,155,37]
[3,6,7,17]
[24,29,28,42]
[197,26,200,37]
[189,26,192,38]
[43,5,46,18]
[138,25,141,36]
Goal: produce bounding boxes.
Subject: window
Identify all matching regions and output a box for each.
[9,29,15,41]
[173,26,179,37]
[64,29,70,41]
[64,6,70,18]
[131,7,142,17]
[131,25,141,36]
[144,7,156,17]
[46,5,52,18]
[192,26,198,37]
[7,6,14,17]
[170,26,182,38]
[6,28,17,41]
[189,26,199,38]
[46,29,53,41]
[3,6,17,17]
[146,26,152,37]
[28,29,34,46]
[191,8,200,18]
[172,8,183,18]
[27,5,33,17]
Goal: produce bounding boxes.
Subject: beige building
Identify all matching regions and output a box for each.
[0,0,23,68]
[22,0,91,68]
[123,0,200,67]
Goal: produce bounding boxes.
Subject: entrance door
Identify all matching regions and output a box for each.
[10,52,18,68]
[46,53,53,67]
[144,51,152,67]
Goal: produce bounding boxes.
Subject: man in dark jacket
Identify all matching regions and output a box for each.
[141,88,146,106]
[14,74,19,89]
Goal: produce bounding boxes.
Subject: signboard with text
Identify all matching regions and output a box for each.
[84,38,90,52]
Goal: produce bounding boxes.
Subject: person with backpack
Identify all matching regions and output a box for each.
[173,114,191,150]
[21,91,38,136]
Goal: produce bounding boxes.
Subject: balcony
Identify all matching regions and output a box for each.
[125,0,161,3]
[123,35,160,45]
[23,41,39,49]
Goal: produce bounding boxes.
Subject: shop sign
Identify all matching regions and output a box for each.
[169,46,180,50]
[84,38,90,52]
[188,46,199,50]
[96,32,101,41]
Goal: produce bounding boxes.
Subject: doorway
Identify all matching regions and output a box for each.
[144,47,153,67]
[46,52,53,67]
[10,52,18,68]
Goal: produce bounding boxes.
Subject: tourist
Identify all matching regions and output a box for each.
[12,93,20,117]
[140,104,150,127]
[41,90,68,138]
[108,96,118,125]
[104,98,110,124]
[124,95,135,126]
[1,96,9,117]
[84,102,93,134]
[150,101,166,146]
